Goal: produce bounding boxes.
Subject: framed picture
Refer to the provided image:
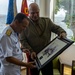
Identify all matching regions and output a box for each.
[35,36,74,70]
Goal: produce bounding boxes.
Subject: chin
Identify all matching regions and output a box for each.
[18,31,22,33]
[33,19,39,22]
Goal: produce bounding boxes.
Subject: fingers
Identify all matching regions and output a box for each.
[29,61,35,64]
[59,32,67,38]
[22,49,30,54]
[28,62,36,68]
[31,52,36,60]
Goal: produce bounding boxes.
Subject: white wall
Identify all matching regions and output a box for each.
[35,0,50,17]
[59,44,75,66]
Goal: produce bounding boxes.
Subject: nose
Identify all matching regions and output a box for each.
[22,26,26,30]
[34,12,38,16]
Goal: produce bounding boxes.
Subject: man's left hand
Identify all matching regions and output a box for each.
[59,32,67,38]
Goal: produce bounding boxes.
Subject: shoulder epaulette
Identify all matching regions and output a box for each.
[6,29,12,36]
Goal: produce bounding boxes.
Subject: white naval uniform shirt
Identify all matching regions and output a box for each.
[0,26,23,75]
[0,34,4,75]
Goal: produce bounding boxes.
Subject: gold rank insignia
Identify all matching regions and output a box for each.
[6,29,12,36]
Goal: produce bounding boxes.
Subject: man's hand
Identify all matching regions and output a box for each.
[22,48,30,54]
[25,62,36,69]
[6,56,36,69]
[31,52,36,60]
[59,32,67,38]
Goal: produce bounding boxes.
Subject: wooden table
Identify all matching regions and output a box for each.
[58,44,75,75]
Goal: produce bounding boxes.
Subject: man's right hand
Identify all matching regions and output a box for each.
[25,62,36,69]
[22,48,30,54]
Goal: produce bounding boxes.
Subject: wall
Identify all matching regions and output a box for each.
[59,44,75,66]
[35,0,50,17]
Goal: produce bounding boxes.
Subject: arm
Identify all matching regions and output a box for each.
[19,31,33,52]
[6,57,35,68]
[19,31,37,60]
[48,18,66,36]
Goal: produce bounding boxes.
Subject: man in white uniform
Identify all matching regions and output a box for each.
[0,13,35,75]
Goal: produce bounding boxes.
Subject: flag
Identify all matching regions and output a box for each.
[21,0,28,16]
[21,1,30,75]
[6,0,17,24]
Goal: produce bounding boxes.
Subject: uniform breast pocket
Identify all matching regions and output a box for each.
[13,47,19,54]
[12,41,21,54]
[13,45,23,60]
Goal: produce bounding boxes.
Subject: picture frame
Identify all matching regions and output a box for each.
[35,36,74,70]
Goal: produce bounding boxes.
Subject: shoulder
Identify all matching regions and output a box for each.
[39,17,51,23]
[2,26,13,37]
[5,29,12,36]
[0,26,12,41]
[0,34,3,41]
[40,17,51,22]
[40,17,50,20]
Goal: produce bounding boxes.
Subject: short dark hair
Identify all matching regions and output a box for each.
[14,13,28,23]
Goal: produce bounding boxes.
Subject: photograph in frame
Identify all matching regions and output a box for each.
[35,36,74,70]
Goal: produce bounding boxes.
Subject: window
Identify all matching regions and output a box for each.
[0,0,35,33]
[54,0,75,41]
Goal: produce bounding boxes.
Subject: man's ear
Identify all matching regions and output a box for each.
[15,20,19,24]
